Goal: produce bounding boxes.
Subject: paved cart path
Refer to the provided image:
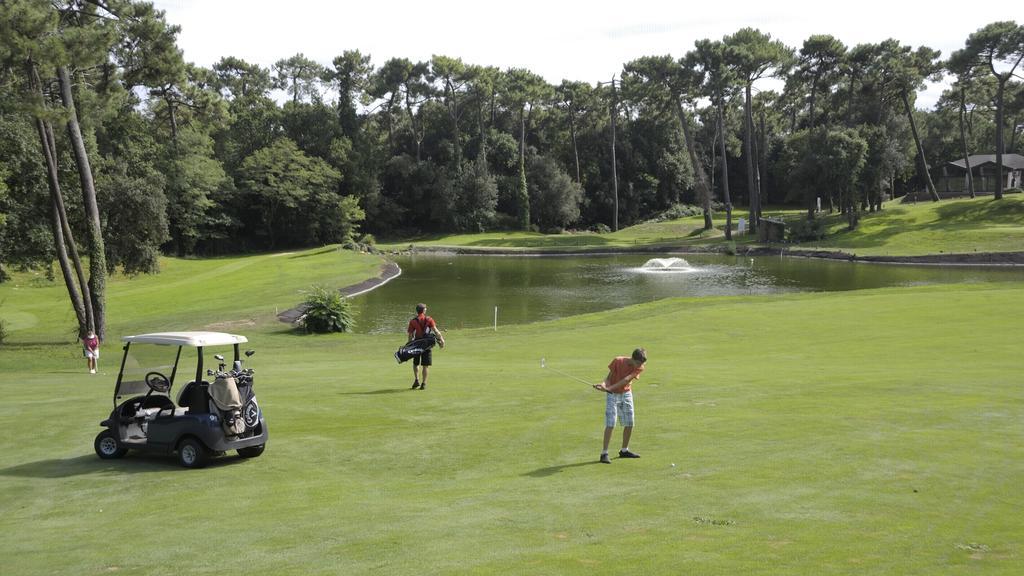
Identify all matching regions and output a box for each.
[277,261,401,324]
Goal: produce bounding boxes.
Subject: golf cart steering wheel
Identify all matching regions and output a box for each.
[144,371,171,394]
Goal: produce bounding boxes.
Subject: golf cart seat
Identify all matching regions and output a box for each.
[135,405,189,419]
[176,380,211,414]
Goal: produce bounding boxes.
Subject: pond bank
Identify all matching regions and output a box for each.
[401,244,1024,266]
[276,261,401,324]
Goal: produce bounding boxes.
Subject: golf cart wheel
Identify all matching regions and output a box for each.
[177,437,210,469]
[94,430,128,459]
[237,444,265,458]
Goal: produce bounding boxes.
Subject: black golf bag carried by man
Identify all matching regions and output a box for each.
[397,303,445,390]
[395,333,438,363]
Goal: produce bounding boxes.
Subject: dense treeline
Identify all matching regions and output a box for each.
[1,1,1022,337]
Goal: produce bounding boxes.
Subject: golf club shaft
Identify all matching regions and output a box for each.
[547,366,593,386]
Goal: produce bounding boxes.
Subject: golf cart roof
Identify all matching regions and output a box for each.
[121,331,248,347]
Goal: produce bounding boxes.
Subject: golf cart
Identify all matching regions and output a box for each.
[94,331,268,468]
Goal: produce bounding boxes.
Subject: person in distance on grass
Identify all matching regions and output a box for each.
[82,330,100,374]
[593,347,646,463]
[408,303,445,390]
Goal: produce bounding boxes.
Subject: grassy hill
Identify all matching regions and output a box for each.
[1,247,1021,574]
[382,195,1024,258]
[792,195,1024,256]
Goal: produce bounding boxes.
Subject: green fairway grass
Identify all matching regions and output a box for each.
[1,247,1021,574]
[383,196,1024,259]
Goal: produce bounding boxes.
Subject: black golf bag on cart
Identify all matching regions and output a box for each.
[178,365,261,438]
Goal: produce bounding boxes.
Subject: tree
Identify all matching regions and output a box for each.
[528,155,583,231]
[622,55,714,230]
[502,68,551,229]
[554,80,598,185]
[949,21,1024,199]
[272,53,325,104]
[693,39,737,239]
[237,138,343,248]
[938,64,995,198]
[326,50,373,135]
[98,157,169,274]
[159,127,228,255]
[790,35,847,129]
[780,127,867,224]
[438,152,498,232]
[875,41,943,201]
[212,56,272,100]
[431,55,475,172]
[725,28,792,231]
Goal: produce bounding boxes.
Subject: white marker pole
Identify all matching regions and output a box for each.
[493,306,498,331]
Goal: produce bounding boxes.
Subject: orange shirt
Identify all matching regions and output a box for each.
[607,356,644,392]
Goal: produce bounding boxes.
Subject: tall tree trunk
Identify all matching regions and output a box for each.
[569,114,581,183]
[404,92,422,163]
[675,102,713,230]
[609,79,619,232]
[758,109,767,218]
[808,76,818,128]
[446,83,462,173]
[1010,115,1021,153]
[44,120,94,335]
[994,80,1006,200]
[743,83,758,234]
[901,90,940,202]
[717,101,733,241]
[451,113,461,172]
[28,61,93,337]
[957,88,976,199]
[517,107,529,230]
[166,93,179,147]
[58,66,107,340]
[36,117,89,335]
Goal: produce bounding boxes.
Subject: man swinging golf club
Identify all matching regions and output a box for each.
[593,347,647,463]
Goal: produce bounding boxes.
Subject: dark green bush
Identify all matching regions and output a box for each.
[298,285,355,333]
[654,204,702,221]
[787,217,827,242]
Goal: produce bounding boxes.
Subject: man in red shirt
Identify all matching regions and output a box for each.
[593,348,647,463]
[407,303,445,390]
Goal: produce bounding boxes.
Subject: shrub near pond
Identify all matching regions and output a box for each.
[787,216,828,242]
[297,285,355,333]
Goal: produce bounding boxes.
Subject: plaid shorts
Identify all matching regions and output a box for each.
[605,391,635,428]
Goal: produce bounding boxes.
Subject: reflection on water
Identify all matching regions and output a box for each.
[352,253,1024,334]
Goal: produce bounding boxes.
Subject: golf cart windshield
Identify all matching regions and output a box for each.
[115,332,248,403]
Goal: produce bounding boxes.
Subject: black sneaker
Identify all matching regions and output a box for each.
[618,449,640,459]
[411,380,420,389]
[599,453,611,464]
[419,382,427,390]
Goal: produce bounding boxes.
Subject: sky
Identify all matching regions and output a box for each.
[150,0,997,110]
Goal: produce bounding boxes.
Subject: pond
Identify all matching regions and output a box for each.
[352,253,1024,334]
